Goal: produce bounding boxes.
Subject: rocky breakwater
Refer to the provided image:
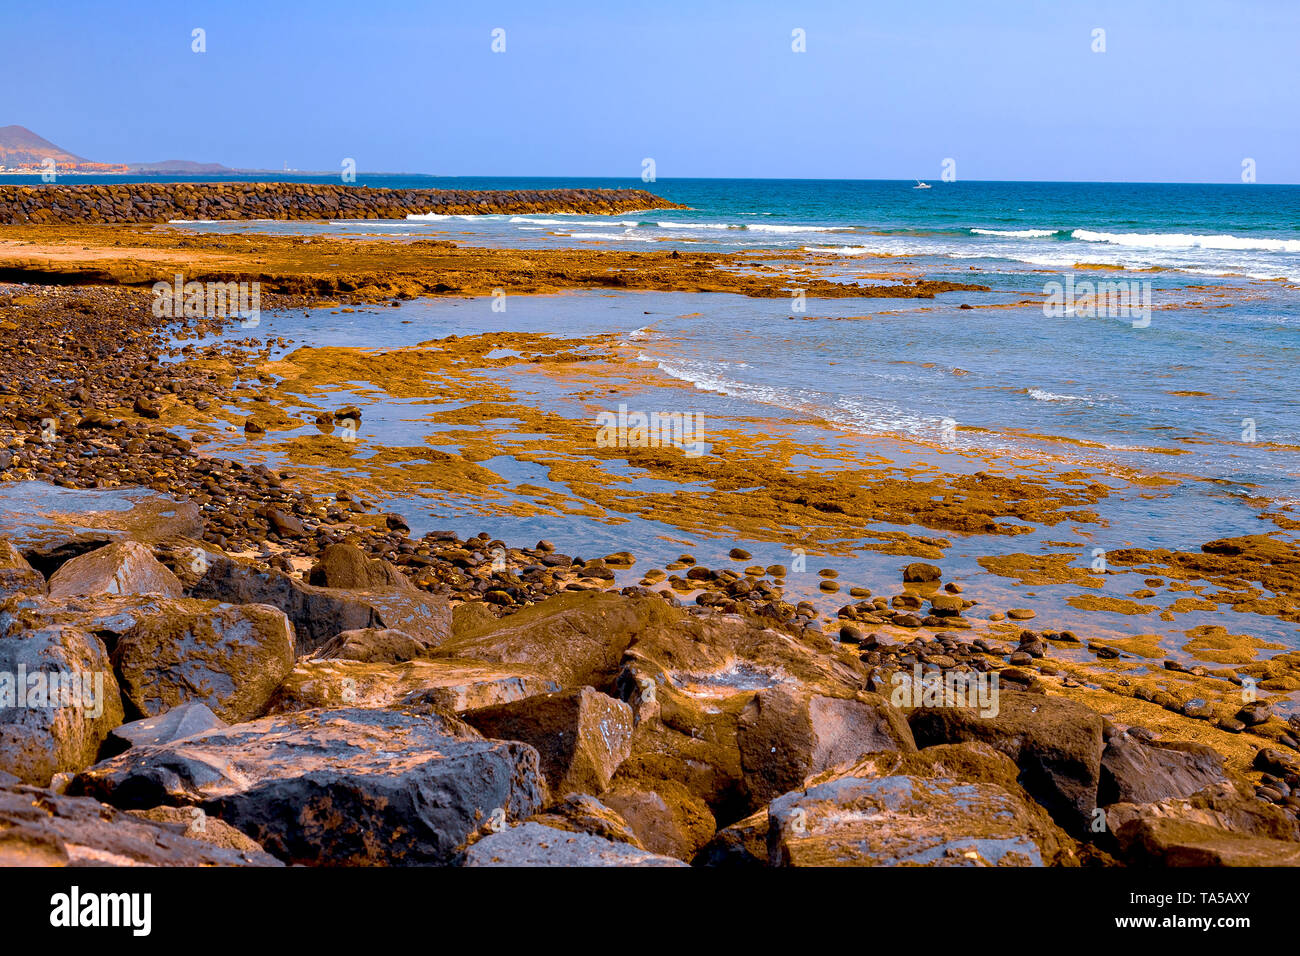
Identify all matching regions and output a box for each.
[0,182,686,225]
[2,483,1298,866]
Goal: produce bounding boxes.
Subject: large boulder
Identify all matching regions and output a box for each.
[433,590,680,689]
[0,620,123,786]
[0,540,43,599]
[463,821,686,867]
[192,554,450,653]
[908,688,1105,832]
[608,609,876,816]
[764,743,1078,867]
[0,482,203,578]
[462,687,633,797]
[111,600,294,722]
[47,540,182,600]
[269,658,559,713]
[74,706,547,865]
[736,686,915,811]
[0,784,281,866]
[1098,733,1228,806]
[1106,782,1300,866]
[767,772,1067,867]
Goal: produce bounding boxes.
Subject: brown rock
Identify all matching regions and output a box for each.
[462,687,633,797]
[308,543,412,590]
[112,599,294,722]
[0,785,280,866]
[0,618,124,786]
[736,686,916,811]
[1098,734,1228,806]
[903,563,942,583]
[600,779,717,861]
[908,687,1106,832]
[310,627,435,663]
[47,540,182,599]
[527,793,644,848]
[0,539,43,599]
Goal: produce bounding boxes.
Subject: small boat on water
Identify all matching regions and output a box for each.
[913,180,931,189]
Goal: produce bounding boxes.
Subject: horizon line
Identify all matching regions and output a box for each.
[2,173,1298,187]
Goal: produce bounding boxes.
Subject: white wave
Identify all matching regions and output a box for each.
[654,220,842,234]
[971,228,1058,238]
[656,221,739,230]
[1026,388,1097,403]
[406,212,451,221]
[745,223,845,233]
[554,230,640,241]
[627,326,653,341]
[509,216,573,225]
[645,357,936,437]
[1071,229,1300,253]
[167,219,219,224]
[1183,267,1295,282]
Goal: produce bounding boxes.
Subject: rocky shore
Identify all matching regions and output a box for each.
[3,477,1298,866]
[1,246,1297,868]
[0,182,685,225]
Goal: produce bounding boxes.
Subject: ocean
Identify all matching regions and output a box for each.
[32,173,1300,279]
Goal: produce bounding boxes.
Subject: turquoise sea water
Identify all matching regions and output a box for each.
[21,173,1300,278]
[126,175,1298,495]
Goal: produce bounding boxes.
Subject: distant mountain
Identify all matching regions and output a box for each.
[0,125,90,166]
[126,159,233,174]
[0,125,233,173]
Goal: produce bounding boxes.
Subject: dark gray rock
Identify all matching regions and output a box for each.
[1099,734,1228,806]
[74,706,547,865]
[192,554,450,653]
[908,687,1105,832]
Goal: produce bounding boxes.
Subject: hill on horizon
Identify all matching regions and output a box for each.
[0,125,89,166]
[0,125,231,173]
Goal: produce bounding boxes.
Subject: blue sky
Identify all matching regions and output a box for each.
[4,0,1298,182]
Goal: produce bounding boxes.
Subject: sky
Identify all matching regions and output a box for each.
[3,0,1298,182]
